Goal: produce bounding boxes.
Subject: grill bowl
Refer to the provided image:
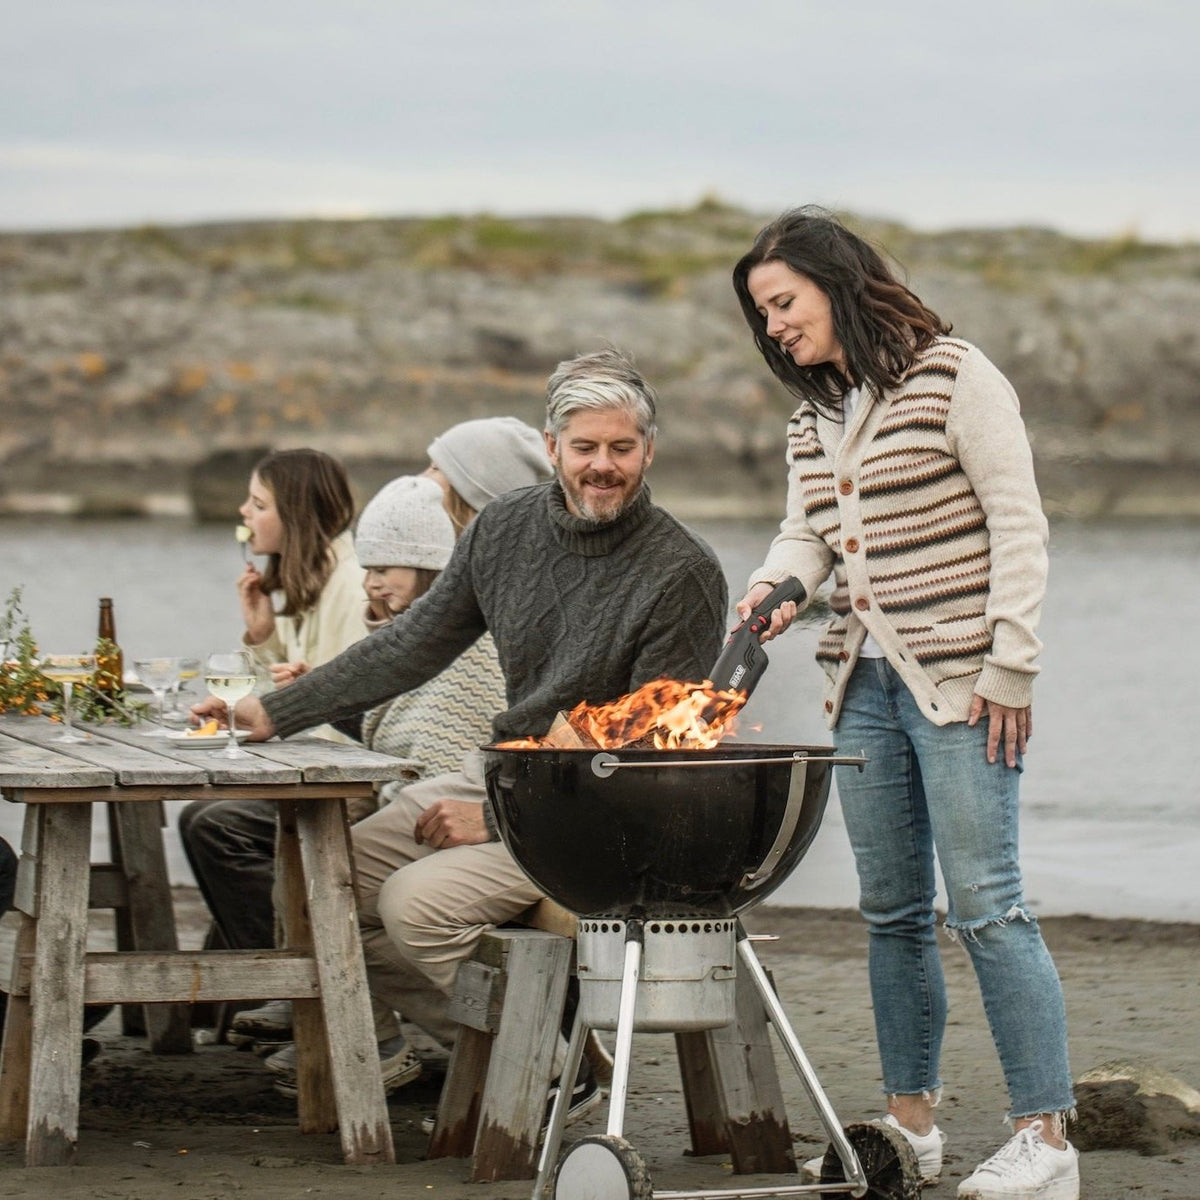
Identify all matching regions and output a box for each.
[483,742,834,919]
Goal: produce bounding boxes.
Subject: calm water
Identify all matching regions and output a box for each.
[2,516,1198,922]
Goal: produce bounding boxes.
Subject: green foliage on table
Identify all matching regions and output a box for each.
[0,587,48,715]
[0,588,145,725]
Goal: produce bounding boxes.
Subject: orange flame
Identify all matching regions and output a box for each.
[499,678,746,751]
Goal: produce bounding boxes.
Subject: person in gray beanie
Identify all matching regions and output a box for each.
[427,416,551,530]
[356,475,456,573]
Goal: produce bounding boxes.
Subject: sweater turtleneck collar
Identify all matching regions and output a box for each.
[545,480,653,557]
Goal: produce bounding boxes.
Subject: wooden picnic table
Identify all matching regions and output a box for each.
[0,712,413,1167]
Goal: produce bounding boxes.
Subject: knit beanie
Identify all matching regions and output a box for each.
[354,475,456,569]
[427,417,552,512]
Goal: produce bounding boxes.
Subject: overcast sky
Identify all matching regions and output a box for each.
[2,0,1197,240]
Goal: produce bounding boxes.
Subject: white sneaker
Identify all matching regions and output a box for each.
[265,1034,421,1098]
[227,999,294,1048]
[802,1113,945,1185]
[957,1121,1080,1200]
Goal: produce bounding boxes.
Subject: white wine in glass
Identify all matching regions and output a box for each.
[40,654,97,743]
[204,651,256,758]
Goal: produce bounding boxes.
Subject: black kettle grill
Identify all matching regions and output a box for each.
[481,580,922,1199]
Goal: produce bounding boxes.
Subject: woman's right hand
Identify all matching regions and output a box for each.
[734,582,799,642]
[237,563,275,645]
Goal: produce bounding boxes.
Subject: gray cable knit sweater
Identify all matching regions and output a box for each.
[263,481,729,742]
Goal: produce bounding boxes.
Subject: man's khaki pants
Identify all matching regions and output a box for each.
[349,753,544,1046]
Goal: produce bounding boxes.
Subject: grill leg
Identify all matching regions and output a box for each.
[533,1013,588,1200]
[605,919,643,1139]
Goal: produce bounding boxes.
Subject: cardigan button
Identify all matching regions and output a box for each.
[824,700,834,713]
[838,478,854,495]
[838,651,849,662]
[844,537,860,554]
[854,597,870,611]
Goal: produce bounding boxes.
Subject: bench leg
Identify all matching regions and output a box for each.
[427,1024,493,1158]
[109,801,192,1052]
[678,965,795,1175]
[470,933,572,1182]
[676,1029,731,1156]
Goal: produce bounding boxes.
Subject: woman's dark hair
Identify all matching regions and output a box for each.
[732,206,950,414]
[255,449,355,617]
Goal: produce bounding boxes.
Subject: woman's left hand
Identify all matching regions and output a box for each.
[968,695,1032,768]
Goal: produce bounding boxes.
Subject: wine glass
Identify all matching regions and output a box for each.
[166,656,202,719]
[39,654,97,743]
[131,657,185,734]
[204,650,257,759]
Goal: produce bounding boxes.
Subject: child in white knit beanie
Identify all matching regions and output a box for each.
[354,475,456,628]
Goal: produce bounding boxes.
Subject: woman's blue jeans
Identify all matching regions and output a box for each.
[833,658,1074,1118]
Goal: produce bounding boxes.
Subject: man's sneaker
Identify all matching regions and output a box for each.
[227,1000,294,1049]
[544,1061,604,1133]
[957,1120,1080,1200]
[802,1114,946,1186]
[264,1034,422,1098]
[420,1061,603,1137]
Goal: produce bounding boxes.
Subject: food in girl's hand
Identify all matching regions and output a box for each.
[188,718,220,737]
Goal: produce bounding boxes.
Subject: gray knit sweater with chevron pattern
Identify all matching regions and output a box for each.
[263,481,728,741]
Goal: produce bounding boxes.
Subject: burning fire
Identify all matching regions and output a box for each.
[500,678,747,751]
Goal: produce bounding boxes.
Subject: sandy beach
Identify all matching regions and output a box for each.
[1,890,1196,1200]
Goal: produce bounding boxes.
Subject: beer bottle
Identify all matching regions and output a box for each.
[95,597,124,698]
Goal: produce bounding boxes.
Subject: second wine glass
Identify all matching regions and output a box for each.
[204,650,257,758]
[132,656,185,734]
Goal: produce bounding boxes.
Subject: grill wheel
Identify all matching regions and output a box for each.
[819,1120,924,1199]
[553,1135,652,1200]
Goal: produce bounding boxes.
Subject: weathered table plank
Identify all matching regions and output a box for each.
[0,732,114,790]
[1,718,208,785]
[237,735,418,784]
[69,723,302,784]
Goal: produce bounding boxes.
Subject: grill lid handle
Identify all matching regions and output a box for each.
[741,757,810,890]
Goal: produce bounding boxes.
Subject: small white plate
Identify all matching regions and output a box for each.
[166,729,253,749]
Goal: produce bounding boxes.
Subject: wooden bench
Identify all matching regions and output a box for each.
[427,904,793,1182]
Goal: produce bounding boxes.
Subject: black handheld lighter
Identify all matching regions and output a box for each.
[708,576,807,700]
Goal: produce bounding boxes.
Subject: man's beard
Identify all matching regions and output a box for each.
[561,468,645,525]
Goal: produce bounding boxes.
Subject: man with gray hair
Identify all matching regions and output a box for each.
[195,347,728,1108]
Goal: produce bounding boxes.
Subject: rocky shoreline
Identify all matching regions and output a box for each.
[3,205,1199,522]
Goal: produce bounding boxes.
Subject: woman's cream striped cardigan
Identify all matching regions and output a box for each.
[750,337,1048,728]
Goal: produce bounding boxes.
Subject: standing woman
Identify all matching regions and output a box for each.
[732,209,1078,1200]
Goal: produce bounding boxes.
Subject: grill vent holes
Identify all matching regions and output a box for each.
[579,919,735,936]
